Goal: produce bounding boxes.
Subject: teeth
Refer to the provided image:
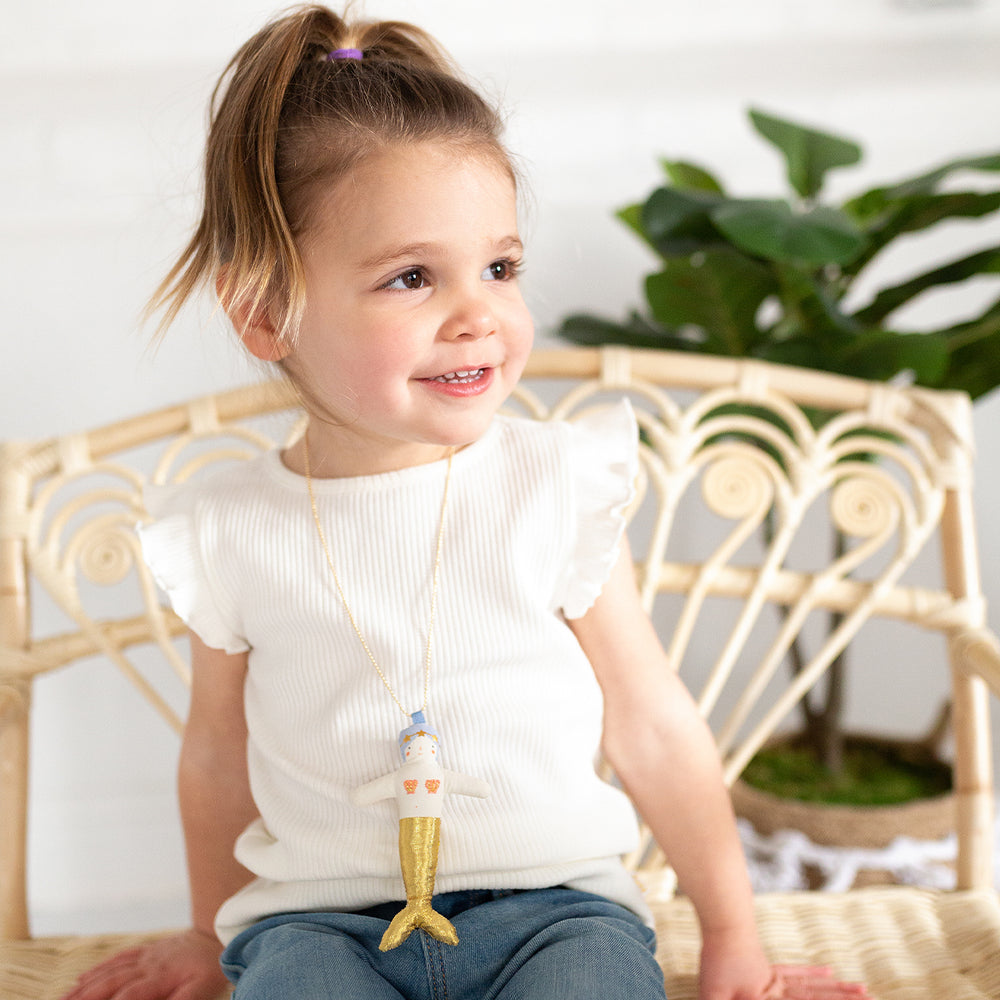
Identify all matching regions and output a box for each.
[433,369,483,383]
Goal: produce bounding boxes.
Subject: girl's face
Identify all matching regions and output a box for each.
[284,141,534,476]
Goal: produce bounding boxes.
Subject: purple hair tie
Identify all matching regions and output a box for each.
[327,47,363,60]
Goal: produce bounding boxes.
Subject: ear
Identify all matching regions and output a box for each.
[215,271,292,362]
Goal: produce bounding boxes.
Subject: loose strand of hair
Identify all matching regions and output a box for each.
[146,5,344,340]
[144,5,507,347]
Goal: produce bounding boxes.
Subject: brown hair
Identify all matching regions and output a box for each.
[149,4,510,346]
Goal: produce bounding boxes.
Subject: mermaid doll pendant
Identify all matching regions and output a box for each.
[352,712,491,950]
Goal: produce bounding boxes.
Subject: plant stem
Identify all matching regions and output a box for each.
[807,528,848,774]
[782,524,848,776]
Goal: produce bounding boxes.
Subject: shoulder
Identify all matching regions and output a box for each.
[493,398,636,446]
[468,401,636,497]
[489,400,636,472]
[144,449,286,522]
[470,413,574,497]
[491,410,570,447]
[194,449,284,501]
[136,453,280,656]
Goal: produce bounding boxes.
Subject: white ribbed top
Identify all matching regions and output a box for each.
[140,401,649,943]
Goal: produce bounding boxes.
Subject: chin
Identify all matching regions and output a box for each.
[454,411,500,444]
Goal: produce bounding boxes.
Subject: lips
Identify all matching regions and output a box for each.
[430,368,486,384]
[420,366,495,396]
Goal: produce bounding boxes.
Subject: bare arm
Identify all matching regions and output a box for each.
[568,542,767,981]
[180,632,258,937]
[569,539,868,1000]
[63,633,256,1000]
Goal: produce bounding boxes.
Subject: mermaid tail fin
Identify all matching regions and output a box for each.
[379,899,459,950]
[379,815,459,951]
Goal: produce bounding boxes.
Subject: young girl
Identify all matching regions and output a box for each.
[65,7,869,1000]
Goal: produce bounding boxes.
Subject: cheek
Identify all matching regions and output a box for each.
[506,306,535,366]
[355,315,424,367]
[518,312,535,350]
[504,294,534,342]
[299,338,391,397]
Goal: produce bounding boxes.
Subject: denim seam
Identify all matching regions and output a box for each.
[424,934,450,1000]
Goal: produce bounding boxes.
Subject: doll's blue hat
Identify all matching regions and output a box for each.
[398,710,440,759]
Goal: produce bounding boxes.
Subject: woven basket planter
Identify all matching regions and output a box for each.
[732,733,955,889]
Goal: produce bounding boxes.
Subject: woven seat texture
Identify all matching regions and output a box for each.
[652,886,1000,1000]
[3,347,999,999]
[3,887,998,1000]
[0,933,231,1000]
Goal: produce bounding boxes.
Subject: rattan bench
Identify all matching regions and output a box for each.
[3,346,999,999]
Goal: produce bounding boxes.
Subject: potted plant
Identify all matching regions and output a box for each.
[558,109,1000,847]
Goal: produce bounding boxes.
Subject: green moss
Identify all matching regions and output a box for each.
[741,738,952,806]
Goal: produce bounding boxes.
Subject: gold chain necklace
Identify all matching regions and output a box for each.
[303,435,488,953]
[302,435,454,719]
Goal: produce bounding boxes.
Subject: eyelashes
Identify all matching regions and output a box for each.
[380,257,523,292]
[483,257,523,282]
[382,268,427,291]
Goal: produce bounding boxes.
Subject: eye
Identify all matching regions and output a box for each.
[482,258,521,282]
[383,268,427,291]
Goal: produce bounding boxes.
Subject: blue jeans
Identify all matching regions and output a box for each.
[221,887,667,999]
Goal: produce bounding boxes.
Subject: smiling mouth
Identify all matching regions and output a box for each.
[430,368,487,384]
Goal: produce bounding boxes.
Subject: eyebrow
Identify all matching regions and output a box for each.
[357,235,524,273]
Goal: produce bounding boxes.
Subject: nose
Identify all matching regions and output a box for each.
[439,286,497,341]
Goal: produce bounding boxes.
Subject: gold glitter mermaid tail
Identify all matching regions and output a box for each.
[379,815,459,951]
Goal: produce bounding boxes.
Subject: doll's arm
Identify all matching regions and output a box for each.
[444,771,491,799]
[351,771,398,806]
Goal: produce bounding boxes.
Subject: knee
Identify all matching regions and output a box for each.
[516,914,664,999]
[223,920,368,995]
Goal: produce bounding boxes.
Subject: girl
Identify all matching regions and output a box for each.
[65,7,869,1000]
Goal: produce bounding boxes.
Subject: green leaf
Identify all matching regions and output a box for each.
[711,200,866,266]
[937,297,1000,399]
[557,311,699,351]
[843,191,1000,276]
[873,153,1000,203]
[853,245,1000,326]
[835,329,951,385]
[757,336,840,371]
[659,158,726,194]
[616,202,643,231]
[749,108,862,200]
[845,153,1000,234]
[615,202,646,239]
[770,262,859,343]
[639,187,724,255]
[643,248,777,355]
[857,191,1000,238]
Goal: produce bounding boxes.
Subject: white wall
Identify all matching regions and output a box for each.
[3,0,999,932]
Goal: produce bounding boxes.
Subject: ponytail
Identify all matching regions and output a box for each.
[148,4,509,346]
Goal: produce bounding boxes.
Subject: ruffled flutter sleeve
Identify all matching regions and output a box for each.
[558,399,639,620]
[137,482,250,655]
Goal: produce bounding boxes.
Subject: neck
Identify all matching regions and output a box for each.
[286,431,455,479]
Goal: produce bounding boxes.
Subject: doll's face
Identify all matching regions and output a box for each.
[403,732,439,762]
